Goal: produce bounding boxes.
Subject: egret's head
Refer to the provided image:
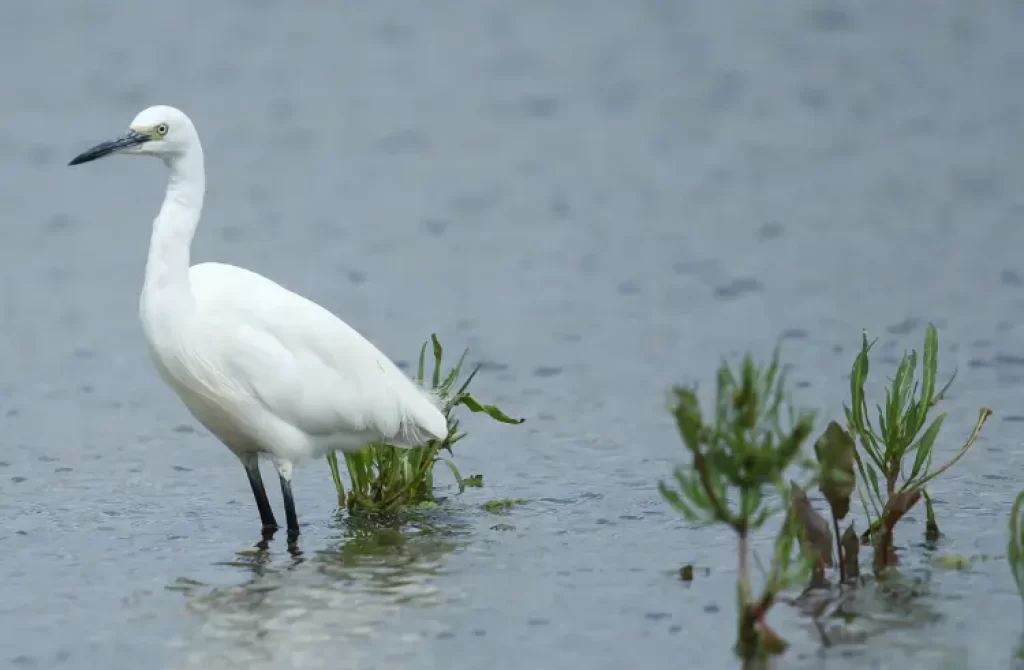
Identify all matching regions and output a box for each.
[68,105,197,167]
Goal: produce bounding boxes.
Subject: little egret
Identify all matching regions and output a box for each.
[68,105,448,539]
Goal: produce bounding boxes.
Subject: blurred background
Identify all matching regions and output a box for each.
[1,1,1023,668]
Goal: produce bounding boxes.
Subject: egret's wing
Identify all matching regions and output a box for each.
[190,262,446,443]
[230,323,391,436]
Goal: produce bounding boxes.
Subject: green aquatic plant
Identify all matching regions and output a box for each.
[1008,491,1024,602]
[658,347,820,660]
[844,324,991,572]
[326,334,524,513]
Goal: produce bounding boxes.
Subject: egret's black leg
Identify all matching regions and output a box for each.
[272,457,300,539]
[242,456,278,532]
[279,473,300,538]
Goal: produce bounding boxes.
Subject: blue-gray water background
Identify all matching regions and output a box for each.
[1,1,1023,668]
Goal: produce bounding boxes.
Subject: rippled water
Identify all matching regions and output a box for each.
[2,0,1024,668]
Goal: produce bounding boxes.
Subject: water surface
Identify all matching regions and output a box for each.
[1,1,1024,668]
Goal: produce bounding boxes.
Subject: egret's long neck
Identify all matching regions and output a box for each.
[143,144,205,302]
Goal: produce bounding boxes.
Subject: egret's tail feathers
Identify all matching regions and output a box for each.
[390,385,448,448]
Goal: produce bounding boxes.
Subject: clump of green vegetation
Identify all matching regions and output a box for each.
[662,325,997,660]
[658,347,820,660]
[326,334,524,513]
[843,324,990,572]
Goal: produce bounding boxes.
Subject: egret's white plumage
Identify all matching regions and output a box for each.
[69,105,447,537]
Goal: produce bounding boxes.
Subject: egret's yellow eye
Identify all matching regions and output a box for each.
[155,123,169,137]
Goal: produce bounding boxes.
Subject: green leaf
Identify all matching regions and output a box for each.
[659,482,700,521]
[912,407,990,491]
[853,463,880,534]
[750,505,774,529]
[849,333,875,431]
[922,488,939,540]
[441,457,465,493]
[908,413,945,483]
[863,461,882,504]
[932,368,957,408]
[430,334,443,389]
[416,341,428,386]
[716,362,736,427]
[921,323,937,407]
[439,348,469,396]
[671,386,703,453]
[814,421,856,519]
[858,426,886,474]
[455,364,481,398]
[676,468,713,518]
[458,393,525,424]
[326,451,345,506]
[740,486,762,521]
[887,353,914,444]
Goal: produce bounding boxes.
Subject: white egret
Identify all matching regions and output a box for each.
[68,105,448,539]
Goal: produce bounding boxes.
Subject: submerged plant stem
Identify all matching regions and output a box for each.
[737,529,755,656]
[739,530,751,603]
[833,516,845,582]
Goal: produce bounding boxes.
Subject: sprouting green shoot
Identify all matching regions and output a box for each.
[843,323,991,568]
[326,334,524,513]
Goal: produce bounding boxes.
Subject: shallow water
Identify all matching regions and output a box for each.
[1,0,1024,668]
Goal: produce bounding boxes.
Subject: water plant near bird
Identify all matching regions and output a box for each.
[843,324,991,572]
[326,334,524,513]
[658,346,820,660]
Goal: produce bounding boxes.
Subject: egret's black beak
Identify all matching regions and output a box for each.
[68,130,150,166]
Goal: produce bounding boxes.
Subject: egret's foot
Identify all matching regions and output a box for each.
[286,533,302,558]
